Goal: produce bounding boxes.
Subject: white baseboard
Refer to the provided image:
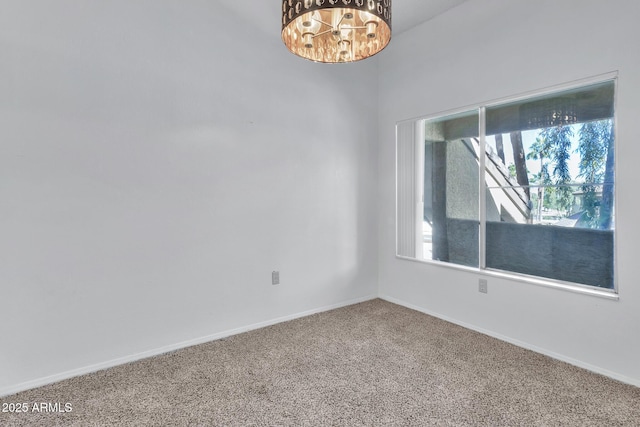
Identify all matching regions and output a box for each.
[379,294,640,388]
[0,294,377,398]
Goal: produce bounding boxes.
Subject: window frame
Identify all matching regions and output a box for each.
[396,72,619,299]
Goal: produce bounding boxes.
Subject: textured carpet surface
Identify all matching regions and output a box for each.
[2,299,639,426]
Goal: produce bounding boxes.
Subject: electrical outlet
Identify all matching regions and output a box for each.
[272,271,280,285]
[479,279,488,294]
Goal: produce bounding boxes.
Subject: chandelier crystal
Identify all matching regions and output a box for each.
[282,0,392,63]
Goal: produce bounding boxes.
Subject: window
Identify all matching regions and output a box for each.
[397,77,616,292]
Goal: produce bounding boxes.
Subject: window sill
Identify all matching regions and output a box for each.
[395,255,619,301]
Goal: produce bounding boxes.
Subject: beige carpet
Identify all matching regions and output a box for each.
[2,299,639,426]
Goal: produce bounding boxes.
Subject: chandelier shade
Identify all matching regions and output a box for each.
[282,0,392,63]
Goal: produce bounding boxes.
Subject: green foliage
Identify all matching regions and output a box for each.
[577,120,613,229]
[527,120,613,228]
[526,136,552,185]
[577,121,608,183]
[537,125,575,215]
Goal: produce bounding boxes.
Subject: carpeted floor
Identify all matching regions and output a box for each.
[2,299,639,426]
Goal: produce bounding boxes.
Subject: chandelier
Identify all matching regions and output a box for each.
[282,0,392,63]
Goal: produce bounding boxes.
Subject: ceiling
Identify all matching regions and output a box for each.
[219,0,469,38]
[392,0,469,35]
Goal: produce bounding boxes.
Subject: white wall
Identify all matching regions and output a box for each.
[378,0,640,385]
[0,1,379,395]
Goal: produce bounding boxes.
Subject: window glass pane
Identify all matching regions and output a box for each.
[423,110,479,267]
[484,81,615,289]
[486,80,615,135]
[398,78,616,292]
